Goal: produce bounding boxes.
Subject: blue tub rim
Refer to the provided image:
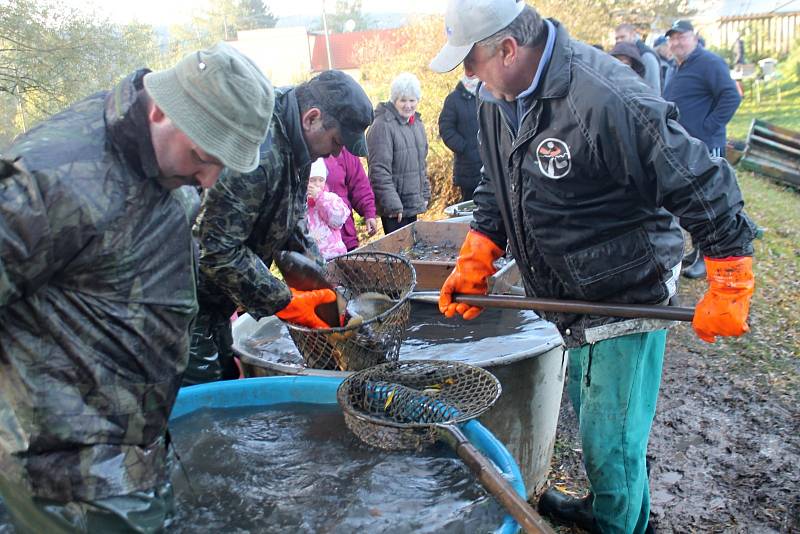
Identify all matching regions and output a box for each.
[172,376,526,534]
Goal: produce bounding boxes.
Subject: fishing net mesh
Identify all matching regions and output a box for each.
[286,252,415,371]
[336,360,501,450]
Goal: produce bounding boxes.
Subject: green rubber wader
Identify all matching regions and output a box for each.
[182,311,238,387]
[567,330,667,534]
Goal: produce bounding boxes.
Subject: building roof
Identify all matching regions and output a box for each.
[310,28,405,71]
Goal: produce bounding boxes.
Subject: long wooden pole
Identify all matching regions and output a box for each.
[408,292,695,322]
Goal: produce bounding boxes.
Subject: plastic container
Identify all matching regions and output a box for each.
[172,376,525,534]
[232,305,566,498]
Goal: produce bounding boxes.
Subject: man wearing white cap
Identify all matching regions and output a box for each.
[431,1,756,532]
[0,42,273,531]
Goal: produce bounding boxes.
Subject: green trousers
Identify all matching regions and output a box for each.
[0,473,173,534]
[567,330,666,534]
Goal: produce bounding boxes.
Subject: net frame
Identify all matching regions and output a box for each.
[286,251,416,371]
[336,360,502,450]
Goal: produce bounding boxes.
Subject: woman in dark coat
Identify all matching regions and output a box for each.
[366,72,430,235]
[438,75,482,201]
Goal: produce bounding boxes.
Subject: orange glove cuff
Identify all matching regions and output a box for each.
[455,230,504,291]
[692,256,754,343]
[706,256,755,291]
[439,230,504,319]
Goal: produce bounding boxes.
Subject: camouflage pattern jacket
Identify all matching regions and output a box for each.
[0,70,199,501]
[195,88,322,319]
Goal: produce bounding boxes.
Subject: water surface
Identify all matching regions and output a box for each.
[168,404,505,533]
[239,301,561,370]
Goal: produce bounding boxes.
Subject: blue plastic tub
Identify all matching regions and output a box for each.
[172,376,525,534]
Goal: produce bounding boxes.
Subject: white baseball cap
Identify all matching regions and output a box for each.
[430,0,526,73]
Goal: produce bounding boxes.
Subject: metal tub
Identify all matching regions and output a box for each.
[232,304,566,498]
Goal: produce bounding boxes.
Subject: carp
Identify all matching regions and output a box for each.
[273,250,399,371]
[273,250,345,328]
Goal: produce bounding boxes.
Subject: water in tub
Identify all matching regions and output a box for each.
[167,404,505,533]
[241,301,556,368]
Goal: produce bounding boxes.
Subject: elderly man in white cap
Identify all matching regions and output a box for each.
[0,42,273,532]
[431,1,756,532]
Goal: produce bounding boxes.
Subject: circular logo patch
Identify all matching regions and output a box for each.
[536,138,571,179]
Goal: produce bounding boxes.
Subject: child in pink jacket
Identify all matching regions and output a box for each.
[307,158,350,259]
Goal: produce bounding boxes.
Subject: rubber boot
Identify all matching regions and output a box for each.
[681,247,698,268]
[681,249,706,279]
[537,488,599,532]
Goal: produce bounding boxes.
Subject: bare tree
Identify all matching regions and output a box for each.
[0,0,163,146]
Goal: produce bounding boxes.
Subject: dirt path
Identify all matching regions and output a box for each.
[545,281,800,533]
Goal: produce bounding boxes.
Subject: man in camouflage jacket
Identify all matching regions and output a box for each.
[0,43,272,532]
[188,70,374,384]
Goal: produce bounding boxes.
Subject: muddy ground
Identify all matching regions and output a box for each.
[545,280,800,533]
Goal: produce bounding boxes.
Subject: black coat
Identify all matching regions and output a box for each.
[438,82,482,190]
[472,21,755,348]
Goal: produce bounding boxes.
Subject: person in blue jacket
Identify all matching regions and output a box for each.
[663,20,741,159]
[663,19,742,279]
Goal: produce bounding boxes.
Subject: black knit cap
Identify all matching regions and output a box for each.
[610,41,645,78]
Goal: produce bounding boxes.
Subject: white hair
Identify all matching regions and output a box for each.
[390,72,421,102]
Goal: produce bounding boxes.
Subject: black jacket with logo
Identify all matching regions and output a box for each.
[472,21,755,348]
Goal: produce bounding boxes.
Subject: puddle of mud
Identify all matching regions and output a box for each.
[550,325,800,533]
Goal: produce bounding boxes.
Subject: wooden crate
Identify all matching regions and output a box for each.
[741,119,800,188]
[356,220,521,292]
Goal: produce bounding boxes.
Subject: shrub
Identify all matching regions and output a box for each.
[355,16,463,219]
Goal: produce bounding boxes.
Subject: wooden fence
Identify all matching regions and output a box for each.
[718,11,800,58]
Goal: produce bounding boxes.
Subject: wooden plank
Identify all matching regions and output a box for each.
[753,121,800,146]
[750,133,800,157]
[740,153,800,188]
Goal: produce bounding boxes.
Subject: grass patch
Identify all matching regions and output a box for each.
[728,62,800,140]
[678,170,800,399]
[720,56,800,395]
[728,101,800,140]
[700,55,800,396]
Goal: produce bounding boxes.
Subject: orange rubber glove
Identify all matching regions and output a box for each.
[693,256,755,343]
[439,230,504,320]
[276,288,337,329]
